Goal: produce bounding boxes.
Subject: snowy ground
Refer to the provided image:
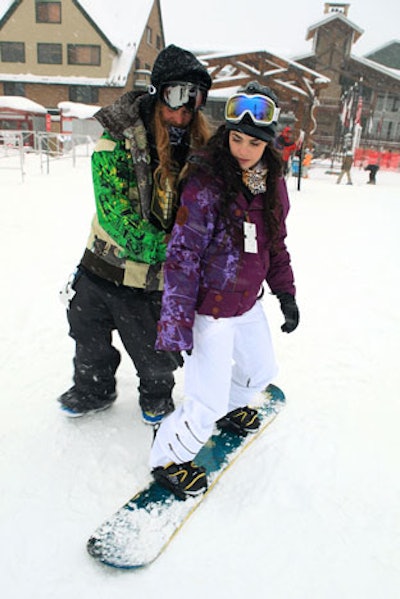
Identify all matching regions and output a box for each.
[1,150,399,599]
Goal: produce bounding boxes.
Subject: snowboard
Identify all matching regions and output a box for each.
[87,383,285,569]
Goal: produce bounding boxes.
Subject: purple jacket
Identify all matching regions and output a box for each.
[156,169,295,351]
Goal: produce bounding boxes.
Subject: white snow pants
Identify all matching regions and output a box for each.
[150,301,278,468]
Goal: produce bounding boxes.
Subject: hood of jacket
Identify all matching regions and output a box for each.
[94,91,155,140]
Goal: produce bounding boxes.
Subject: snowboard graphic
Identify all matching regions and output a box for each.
[87,384,285,568]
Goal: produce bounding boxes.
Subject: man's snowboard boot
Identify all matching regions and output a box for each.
[141,397,175,425]
[58,386,116,417]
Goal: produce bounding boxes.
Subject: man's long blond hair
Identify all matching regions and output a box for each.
[152,102,211,189]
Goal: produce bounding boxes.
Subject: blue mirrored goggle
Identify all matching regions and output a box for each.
[225,93,280,126]
[161,82,206,112]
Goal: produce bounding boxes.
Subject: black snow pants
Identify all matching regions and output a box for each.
[67,269,182,412]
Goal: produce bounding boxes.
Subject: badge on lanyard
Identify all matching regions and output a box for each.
[243,220,258,253]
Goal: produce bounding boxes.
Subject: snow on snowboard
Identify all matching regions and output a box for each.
[87,383,285,569]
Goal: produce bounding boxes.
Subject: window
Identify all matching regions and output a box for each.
[0,42,25,62]
[36,1,61,24]
[3,82,25,96]
[69,86,99,103]
[146,26,152,45]
[156,35,162,50]
[67,44,100,66]
[343,37,351,56]
[37,43,62,64]
[376,95,385,111]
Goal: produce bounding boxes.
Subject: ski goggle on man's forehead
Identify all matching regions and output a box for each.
[160,82,206,112]
[225,93,280,126]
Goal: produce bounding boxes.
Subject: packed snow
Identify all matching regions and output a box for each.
[1,148,399,599]
[0,96,47,114]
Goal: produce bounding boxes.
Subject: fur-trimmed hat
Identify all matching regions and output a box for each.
[225,81,280,143]
[150,44,212,92]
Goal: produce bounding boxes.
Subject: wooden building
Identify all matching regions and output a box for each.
[296,3,400,153]
[199,4,400,155]
[1,1,399,154]
[199,50,330,149]
[0,0,165,117]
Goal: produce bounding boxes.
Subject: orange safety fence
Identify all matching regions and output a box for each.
[354,148,400,170]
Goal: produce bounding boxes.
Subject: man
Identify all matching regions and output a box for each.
[365,162,379,184]
[58,45,212,423]
[336,150,353,185]
[275,126,298,175]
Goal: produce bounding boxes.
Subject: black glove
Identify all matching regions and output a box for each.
[277,292,299,333]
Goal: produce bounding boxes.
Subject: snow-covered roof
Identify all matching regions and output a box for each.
[0,73,117,86]
[306,12,364,43]
[201,50,330,101]
[201,50,330,87]
[0,0,14,17]
[291,47,400,86]
[208,76,312,100]
[0,0,154,51]
[0,0,155,87]
[58,101,99,119]
[364,39,400,57]
[350,53,400,81]
[76,0,154,51]
[0,95,47,114]
[284,58,330,84]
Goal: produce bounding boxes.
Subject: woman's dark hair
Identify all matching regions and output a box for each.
[184,125,284,248]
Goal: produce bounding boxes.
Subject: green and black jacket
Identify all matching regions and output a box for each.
[80,92,184,291]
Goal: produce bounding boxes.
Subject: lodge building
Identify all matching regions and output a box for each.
[0,1,399,155]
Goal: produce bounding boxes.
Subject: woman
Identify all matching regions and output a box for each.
[150,81,299,499]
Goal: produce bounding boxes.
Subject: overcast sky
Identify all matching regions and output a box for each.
[162,0,399,59]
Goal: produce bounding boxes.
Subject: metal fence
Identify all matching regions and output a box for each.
[0,130,100,181]
[35,132,97,174]
[0,130,27,182]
